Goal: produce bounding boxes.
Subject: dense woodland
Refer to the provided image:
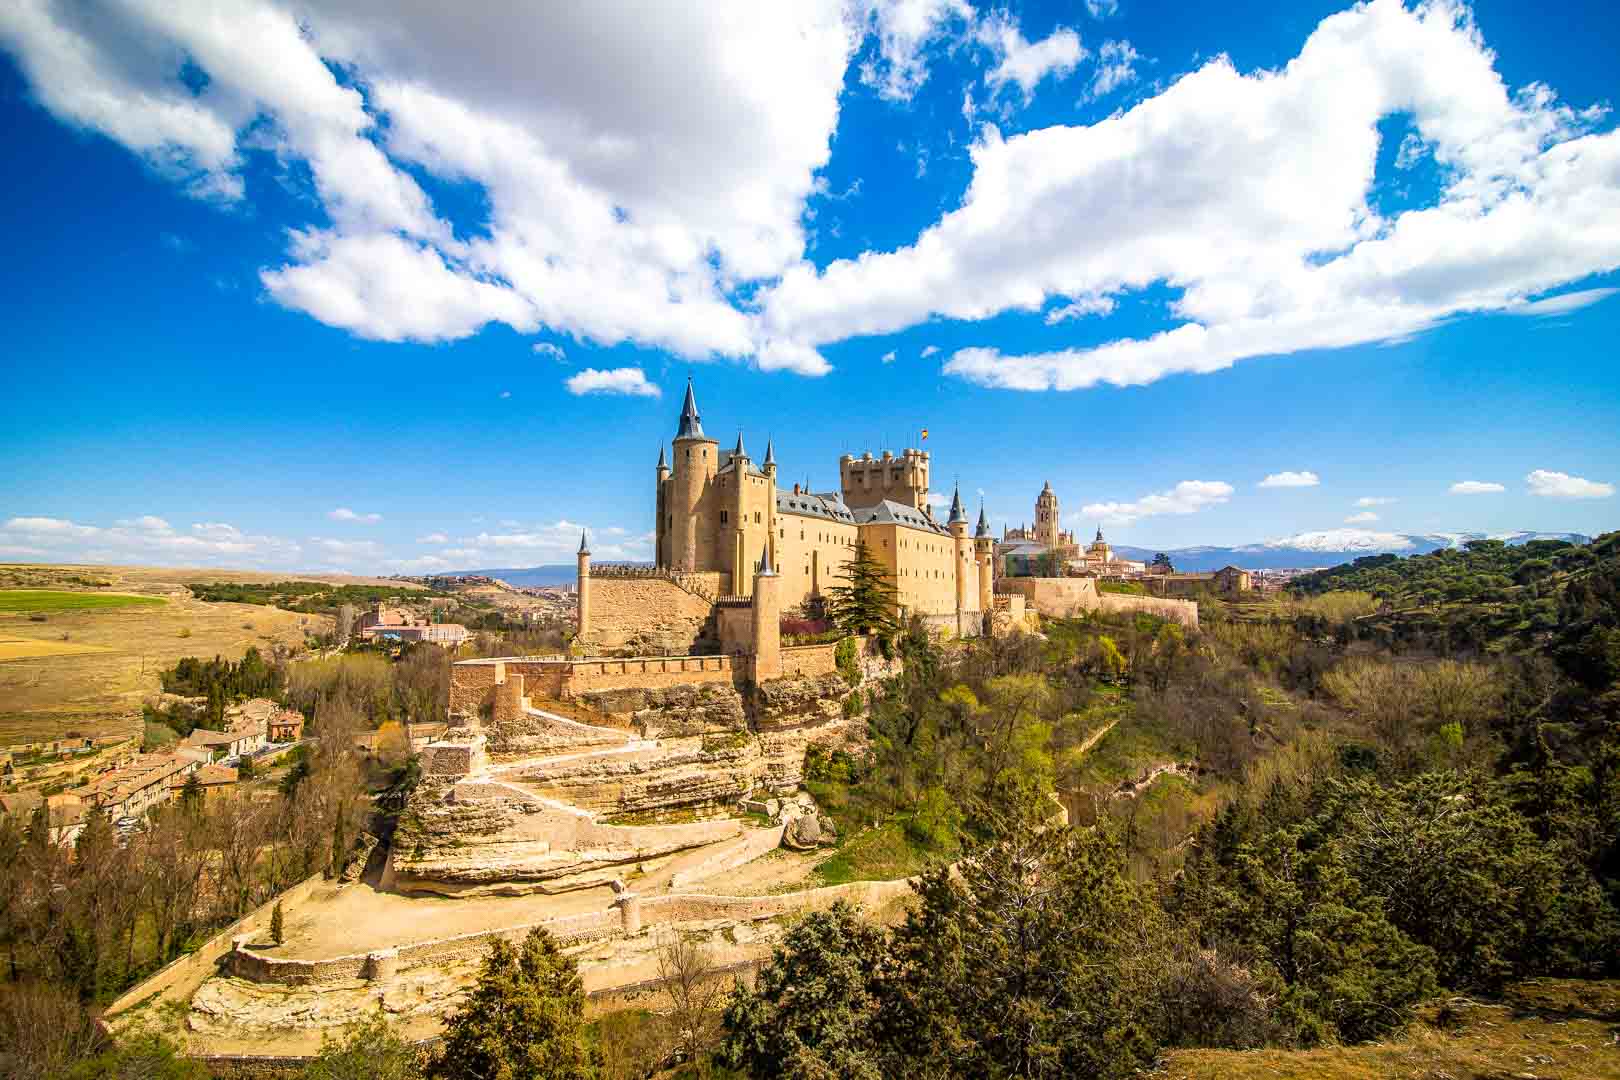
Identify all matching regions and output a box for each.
[5,532,1620,1078]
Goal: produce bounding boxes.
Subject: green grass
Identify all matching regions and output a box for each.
[0,589,165,612]
[812,819,934,885]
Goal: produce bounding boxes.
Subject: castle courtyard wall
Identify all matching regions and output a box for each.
[582,575,719,654]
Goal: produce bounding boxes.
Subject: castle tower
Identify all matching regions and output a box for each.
[654,445,669,568]
[751,542,781,681]
[667,378,718,573]
[1035,481,1059,549]
[948,484,969,635]
[975,502,994,619]
[576,530,591,645]
[839,447,931,511]
[763,438,776,481]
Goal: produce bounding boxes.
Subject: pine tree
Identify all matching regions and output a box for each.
[270,901,285,946]
[823,541,901,639]
[428,927,597,1080]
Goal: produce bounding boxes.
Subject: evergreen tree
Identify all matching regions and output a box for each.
[879,820,1163,1079]
[270,901,285,946]
[823,542,901,638]
[428,927,597,1080]
[720,901,888,1080]
[180,772,203,812]
[302,1012,422,1080]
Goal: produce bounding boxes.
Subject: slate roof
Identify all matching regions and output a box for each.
[856,499,951,535]
[776,490,858,523]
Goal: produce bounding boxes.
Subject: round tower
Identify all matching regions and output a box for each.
[975,502,994,621]
[751,543,781,681]
[948,484,969,635]
[669,378,718,572]
[654,444,670,568]
[576,530,591,646]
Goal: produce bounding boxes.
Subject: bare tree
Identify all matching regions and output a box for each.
[655,932,725,1063]
[336,603,358,646]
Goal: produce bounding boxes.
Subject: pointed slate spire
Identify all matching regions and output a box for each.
[758,541,775,576]
[675,377,705,440]
[975,500,990,538]
[656,444,667,471]
[733,430,747,459]
[578,530,590,555]
[1095,525,1105,543]
[948,483,967,524]
[763,438,776,468]
[1042,479,1053,494]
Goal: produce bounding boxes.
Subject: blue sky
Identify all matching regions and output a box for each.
[1,0,1617,573]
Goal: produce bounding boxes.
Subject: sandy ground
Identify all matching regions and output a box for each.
[0,565,337,742]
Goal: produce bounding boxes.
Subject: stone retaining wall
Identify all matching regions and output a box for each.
[584,575,718,654]
[778,641,839,678]
[995,577,1198,630]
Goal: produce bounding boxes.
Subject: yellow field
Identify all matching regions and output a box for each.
[0,634,112,660]
[0,564,346,744]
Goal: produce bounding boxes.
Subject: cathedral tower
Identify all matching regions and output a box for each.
[1035,481,1059,549]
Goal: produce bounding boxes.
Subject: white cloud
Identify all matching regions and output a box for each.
[1088,39,1139,99]
[881,349,897,364]
[978,14,1084,102]
[1081,480,1233,525]
[1045,295,1117,324]
[328,507,382,523]
[0,2,857,368]
[1449,480,1505,494]
[566,367,661,398]
[465,520,650,563]
[499,390,511,399]
[416,532,450,544]
[1526,469,1614,499]
[921,344,940,357]
[311,537,384,557]
[1345,510,1379,523]
[1355,496,1397,507]
[1506,287,1618,317]
[760,0,1620,390]
[532,342,566,361]
[1084,0,1119,17]
[857,0,973,102]
[1259,471,1321,489]
[0,515,300,566]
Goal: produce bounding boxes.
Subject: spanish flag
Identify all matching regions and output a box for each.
[920,428,929,440]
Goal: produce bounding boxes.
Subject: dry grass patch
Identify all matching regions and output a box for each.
[1156,979,1620,1080]
[0,634,112,660]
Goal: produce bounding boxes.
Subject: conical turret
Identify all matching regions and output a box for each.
[675,377,705,440]
[758,541,775,576]
[975,502,990,538]
[948,484,967,525]
[578,530,590,555]
[657,444,667,471]
[733,430,747,460]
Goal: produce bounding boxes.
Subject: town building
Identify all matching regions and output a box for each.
[172,763,239,800]
[357,605,470,648]
[268,709,304,743]
[998,484,1144,578]
[1144,565,1255,597]
[80,750,207,822]
[181,725,266,762]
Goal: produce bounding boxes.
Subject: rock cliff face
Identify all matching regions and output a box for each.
[392,666,883,895]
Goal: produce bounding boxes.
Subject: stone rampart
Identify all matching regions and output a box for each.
[452,655,740,721]
[778,641,840,678]
[582,575,719,654]
[996,577,1198,630]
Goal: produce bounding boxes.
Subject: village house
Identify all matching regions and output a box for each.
[268,708,304,743]
[80,749,207,821]
[0,791,89,845]
[172,762,238,800]
[357,604,470,648]
[181,725,266,761]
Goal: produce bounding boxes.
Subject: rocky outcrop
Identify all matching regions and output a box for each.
[578,683,747,736]
[515,737,756,815]
[486,707,630,758]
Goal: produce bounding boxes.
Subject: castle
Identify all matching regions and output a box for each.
[576,379,995,660]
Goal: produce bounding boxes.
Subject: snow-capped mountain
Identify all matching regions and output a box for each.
[1112,530,1591,572]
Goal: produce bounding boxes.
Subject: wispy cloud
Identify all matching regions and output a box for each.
[1259,471,1320,489]
[532,342,566,361]
[329,507,382,523]
[1506,288,1617,317]
[1355,496,1396,507]
[1345,511,1379,523]
[1449,480,1505,495]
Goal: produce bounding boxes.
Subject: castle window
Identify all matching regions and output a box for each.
[755,512,762,523]
[720,511,729,524]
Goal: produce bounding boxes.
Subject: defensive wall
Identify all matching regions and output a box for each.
[995,577,1199,630]
[579,567,728,654]
[220,878,912,988]
[450,641,858,722]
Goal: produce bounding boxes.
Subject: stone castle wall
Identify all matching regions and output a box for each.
[451,656,740,721]
[584,575,720,654]
[778,641,841,679]
[995,577,1198,630]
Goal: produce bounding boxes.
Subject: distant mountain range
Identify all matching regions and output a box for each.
[1113,530,1592,573]
[444,531,1592,585]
